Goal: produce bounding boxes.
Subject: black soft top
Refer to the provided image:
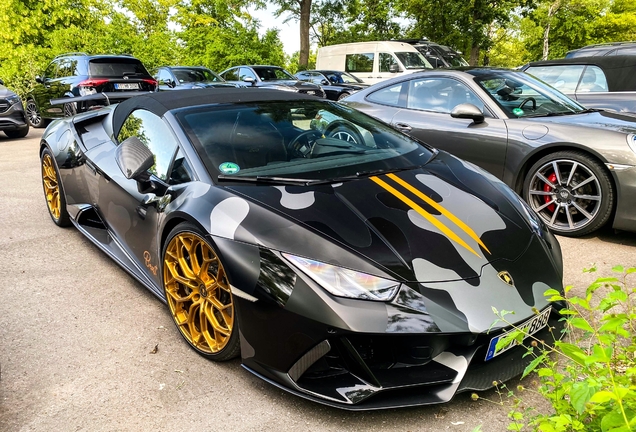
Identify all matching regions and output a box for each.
[112,88,317,138]
[525,55,636,91]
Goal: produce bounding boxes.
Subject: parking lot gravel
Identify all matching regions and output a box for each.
[1,129,635,431]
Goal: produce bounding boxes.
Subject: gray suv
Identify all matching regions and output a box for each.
[0,79,29,138]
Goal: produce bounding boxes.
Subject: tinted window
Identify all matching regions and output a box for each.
[367,82,405,106]
[222,68,239,81]
[615,47,636,55]
[407,78,484,113]
[346,53,374,73]
[57,59,79,77]
[525,65,584,93]
[44,62,58,79]
[89,58,150,77]
[251,67,294,80]
[309,72,326,85]
[296,72,310,81]
[379,53,398,72]
[394,52,432,69]
[117,110,179,181]
[169,148,194,185]
[239,67,258,81]
[576,66,608,92]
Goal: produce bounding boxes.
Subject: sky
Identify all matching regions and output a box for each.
[247,4,302,56]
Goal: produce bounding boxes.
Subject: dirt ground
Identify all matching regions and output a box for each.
[1,128,635,431]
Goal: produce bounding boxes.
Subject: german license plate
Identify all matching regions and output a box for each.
[114,83,140,90]
[485,307,551,361]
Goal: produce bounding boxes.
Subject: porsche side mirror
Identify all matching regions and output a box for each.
[35,76,44,84]
[115,136,154,181]
[243,77,256,85]
[450,103,485,124]
[389,64,401,73]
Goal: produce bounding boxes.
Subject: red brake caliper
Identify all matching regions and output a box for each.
[544,173,557,212]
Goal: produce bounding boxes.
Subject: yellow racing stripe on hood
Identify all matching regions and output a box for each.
[370,176,481,257]
[385,173,491,255]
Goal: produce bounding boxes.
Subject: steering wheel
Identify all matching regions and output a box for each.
[325,122,365,146]
[288,130,323,158]
[519,97,537,111]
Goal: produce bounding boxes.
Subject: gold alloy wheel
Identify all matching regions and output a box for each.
[42,153,61,220]
[164,233,234,354]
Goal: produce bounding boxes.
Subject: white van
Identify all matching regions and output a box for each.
[316,41,432,85]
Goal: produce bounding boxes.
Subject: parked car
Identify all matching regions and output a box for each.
[565,41,636,58]
[39,87,563,410]
[342,68,636,237]
[219,65,325,97]
[522,56,636,114]
[401,38,469,68]
[26,52,157,128]
[0,79,29,138]
[153,66,238,90]
[316,41,432,85]
[294,70,368,100]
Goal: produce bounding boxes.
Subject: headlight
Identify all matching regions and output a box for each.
[282,254,401,301]
[6,94,21,105]
[271,85,298,92]
[628,134,636,154]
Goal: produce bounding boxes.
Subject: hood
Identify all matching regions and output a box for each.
[0,86,18,98]
[227,151,535,284]
[331,83,369,91]
[187,82,239,89]
[261,80,321,91]
[524,110,636,134]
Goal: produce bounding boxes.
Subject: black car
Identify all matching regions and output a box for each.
[522,55,636,114]
[219,65,325,98]
[0,79,29,138]
[294,70,368,101]
[565,41,636,58]
[39,88,564,410]
[342,68,636,237]
[26,53,157,128]
[153,66,238,90]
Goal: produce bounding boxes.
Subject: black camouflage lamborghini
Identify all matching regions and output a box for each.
[39,88,564,409]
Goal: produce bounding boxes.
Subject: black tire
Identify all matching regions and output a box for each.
[63,101,77,117]
[523,150,614,237]
[4,125,29,139]
[40,147,71,227]
[325,122,364,145]
[26,99,47,128]
[337,92,350,101]
[162,223,240,361]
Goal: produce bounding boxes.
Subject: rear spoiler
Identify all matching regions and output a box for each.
[50,91,154,112]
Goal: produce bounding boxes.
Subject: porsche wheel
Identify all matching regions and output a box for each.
[163,224,239,361]
[26,99,47,128]
[63,101,76,117]
[523,151,613,237]
[337,92,350,101]
[41,148,71,227]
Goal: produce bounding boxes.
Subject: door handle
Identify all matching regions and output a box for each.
[394,122,412,132]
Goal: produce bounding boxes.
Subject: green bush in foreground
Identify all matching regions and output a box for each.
[476,265,636,432]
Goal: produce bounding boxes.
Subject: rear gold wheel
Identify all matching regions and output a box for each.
[163,225,239,360]
[41,148,70,227]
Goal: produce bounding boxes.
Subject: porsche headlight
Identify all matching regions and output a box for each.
[282,254,400,301]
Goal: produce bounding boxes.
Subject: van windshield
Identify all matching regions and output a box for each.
[395,52,433,70]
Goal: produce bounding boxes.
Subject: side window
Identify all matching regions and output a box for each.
[239,67,257,81]
[616,47,636,55]
[379,53,398,72]
[157,69,173,85]
[222,68,239,81]
[57,59,77,78]
[169,148,194,185]
[44,61,59,79]
[526,65,584,93]
[117,110,179,182]
[367,82,406,107]
[407,78,484,114]
[576,66,608,93]
[345,53,374,73]
[296,72,310,82]
[310,72,325,85]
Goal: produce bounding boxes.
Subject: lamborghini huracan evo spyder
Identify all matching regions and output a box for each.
[39,88,564,409]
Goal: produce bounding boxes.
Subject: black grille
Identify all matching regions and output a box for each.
[0,100,9,113]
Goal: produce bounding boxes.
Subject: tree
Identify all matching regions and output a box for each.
[270,0,313,67]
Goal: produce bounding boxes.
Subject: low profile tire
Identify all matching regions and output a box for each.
[4,125,29,138]
[337,92,350,101]
[63,101,77,117]
[162,223,240,361]
[326,122,364,145]
[26,99,47,128]
[40,148,71,227]
[523,150,614,237]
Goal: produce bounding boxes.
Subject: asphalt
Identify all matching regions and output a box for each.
[1,128,635,431]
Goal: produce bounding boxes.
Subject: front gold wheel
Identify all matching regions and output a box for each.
[41,148,70,227]
[163,228,239,360]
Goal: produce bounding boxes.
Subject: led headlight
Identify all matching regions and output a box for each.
[282,254,401,301]
[6,94,21,105]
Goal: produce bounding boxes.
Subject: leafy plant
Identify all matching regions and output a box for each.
[475,265,636,431]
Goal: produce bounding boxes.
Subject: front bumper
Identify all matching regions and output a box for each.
[0,102,28,131]
[610,166,636,232]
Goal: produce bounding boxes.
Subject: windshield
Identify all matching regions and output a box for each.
[175,100,434,182]
[89,59,150,77]
[471,70,586,118]
[325,71,364,84]
[442,53,468,67]
[252,67,295,81]
[173,68,222,83]
[395,52,433,70]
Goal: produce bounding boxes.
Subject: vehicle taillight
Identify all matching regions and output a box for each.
[78,79,110,88]
[142,78,158,88]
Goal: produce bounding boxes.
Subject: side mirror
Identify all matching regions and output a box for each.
[0,79,4,86]
[389,64,402,73]
[115,136,154,181]
[243,77,256,85]
[35,76,43,84]
[450,103,485,124]
[321,79,329,85]
[165,79,176,88]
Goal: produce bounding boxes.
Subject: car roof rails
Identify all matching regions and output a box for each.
[54,52,88,59]
[577,41,636,49]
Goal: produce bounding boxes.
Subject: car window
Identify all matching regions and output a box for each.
[157,69,173,85]
[222,68,239,81]
[117,110,179,182]
[251,67,294,81]
[406,78,484,114]
[395,52,432,69]
[367,82,406,106]
[169,148,194,185]
[57,59,79,77]
[525,65,584,93]
[239,67,258,81]
[44,62,58,79]
[615,47,636,55]
[309,72,325,85]
[89,59,149,77]
[379,53,398,73]
[576,66,608,93]
[296,72,310,81]
[346,53,374,73]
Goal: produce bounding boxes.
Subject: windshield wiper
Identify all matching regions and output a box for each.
[309,163,429,186]
[217,175,316,185]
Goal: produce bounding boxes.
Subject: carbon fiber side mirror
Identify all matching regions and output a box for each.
[115,136,154,180]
